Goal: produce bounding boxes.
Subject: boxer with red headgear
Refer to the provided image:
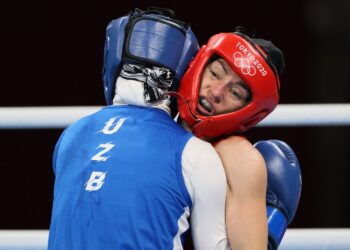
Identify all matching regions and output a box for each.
[177,28,301,250]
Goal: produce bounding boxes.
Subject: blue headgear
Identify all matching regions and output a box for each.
[102,8,200,105]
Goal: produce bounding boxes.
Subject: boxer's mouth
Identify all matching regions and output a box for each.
[197,96,214,115]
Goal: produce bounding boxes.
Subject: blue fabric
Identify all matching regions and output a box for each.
[48,106,193,250]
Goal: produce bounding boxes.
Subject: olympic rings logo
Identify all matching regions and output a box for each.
[233,52,256,76]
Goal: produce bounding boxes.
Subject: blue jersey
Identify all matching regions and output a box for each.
[48,105,193,250]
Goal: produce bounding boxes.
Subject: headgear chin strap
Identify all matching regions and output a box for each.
[177,32,283,140]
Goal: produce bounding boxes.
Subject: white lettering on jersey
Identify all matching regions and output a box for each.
[85,171,107,191]
[91,142,115,162]
[100,116,128,135]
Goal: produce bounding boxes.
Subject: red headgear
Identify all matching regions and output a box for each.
[177,32,281,139]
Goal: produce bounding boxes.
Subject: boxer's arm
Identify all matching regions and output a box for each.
[254,140,302,250]
[215,136,268,250]
[182,136,230,250]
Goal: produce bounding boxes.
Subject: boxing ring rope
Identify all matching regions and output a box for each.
[0,104,350,128]
[0,229,350,250]
[1,103,350,250]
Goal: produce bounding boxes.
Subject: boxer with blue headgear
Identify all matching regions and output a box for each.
[48,8,234,250]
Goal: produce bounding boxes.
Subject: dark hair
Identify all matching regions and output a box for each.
[252,38,285,77]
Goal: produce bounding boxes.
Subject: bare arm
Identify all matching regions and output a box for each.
[215,136,268,250]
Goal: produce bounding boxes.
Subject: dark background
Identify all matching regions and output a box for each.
[1,0,350,231]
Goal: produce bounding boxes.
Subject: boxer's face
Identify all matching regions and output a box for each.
[197,58,251,116]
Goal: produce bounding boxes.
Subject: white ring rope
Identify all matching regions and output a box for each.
[0,229,349,250]
[0,106,99,129]
[278,229,350,250]
[0,104,349,129]
[260,104,350,127]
